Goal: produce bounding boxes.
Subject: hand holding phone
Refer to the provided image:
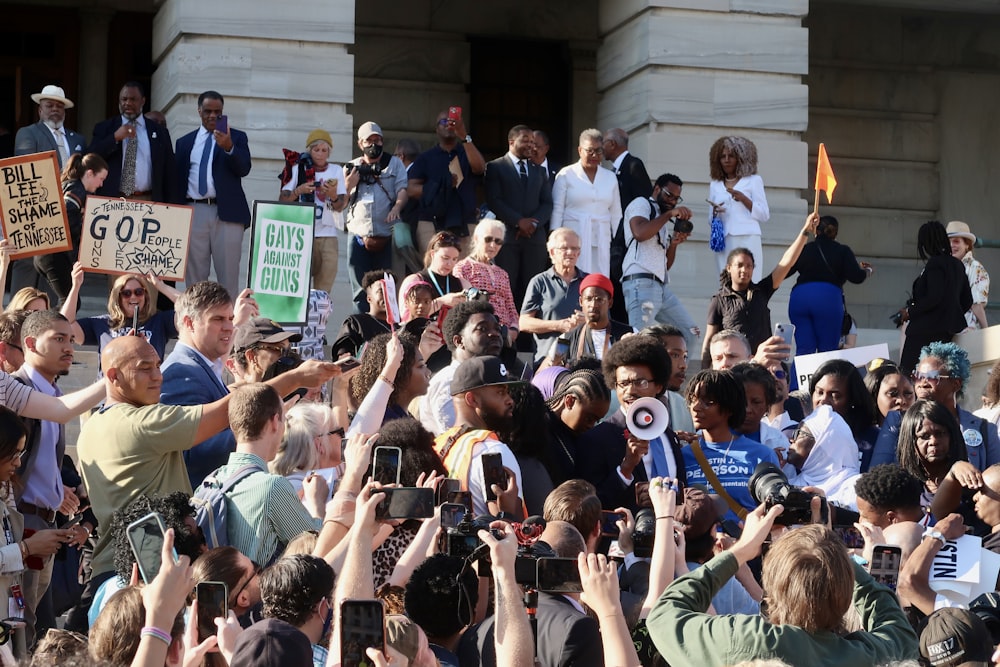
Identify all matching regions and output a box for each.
[126,512,178,584]
[773,322,795,348]
[196,581,229,643]
[341,600,385,667]
[373,446,402,486]
[216,115,229,134]
[481,453,506,502]
[868,544,902,590]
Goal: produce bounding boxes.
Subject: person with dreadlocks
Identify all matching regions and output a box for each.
[699,212,819,369]
[707,136,770,282]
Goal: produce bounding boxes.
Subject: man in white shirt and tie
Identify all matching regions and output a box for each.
[12,85,86,294]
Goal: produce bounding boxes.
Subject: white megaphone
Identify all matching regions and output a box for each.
[625,397,670,441]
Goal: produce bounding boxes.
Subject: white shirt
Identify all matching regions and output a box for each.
[281,163,347,238]
[187,127,217,199]
[466,438,523,517]
[550,163,621,275]
[121,114,152,192]
[622,196,670,283]
[707,174,769,238]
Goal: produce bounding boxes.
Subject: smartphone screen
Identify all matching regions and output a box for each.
[375,487,435,521]
[216,115,228,134]
[373,446,401,486]
[125,512,175,584]
[600,510,624,538]
[196,581,228,643]
[440,502,467,529]
[869,545,902,590]
[447,491,473,513]
[481,453,506,502]
[536,557,583,593]
[340,600,385,667]
[833,524,865,550]
[436,478,461,506]
[634,482,651,509]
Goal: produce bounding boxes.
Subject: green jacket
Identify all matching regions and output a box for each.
[646,551,918,666]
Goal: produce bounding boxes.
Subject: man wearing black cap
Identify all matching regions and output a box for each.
[920,607,993,667]
[433,356,524,518]
[227,316,302,383]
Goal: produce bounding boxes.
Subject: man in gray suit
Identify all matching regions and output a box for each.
[12,85,86,295]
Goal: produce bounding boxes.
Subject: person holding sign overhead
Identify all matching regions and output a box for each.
[175,91,252,299]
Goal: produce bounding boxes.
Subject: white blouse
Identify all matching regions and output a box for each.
[708,174,769,238]
[551,163,622,276]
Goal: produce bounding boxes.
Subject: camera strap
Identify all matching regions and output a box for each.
[690,440,748,520]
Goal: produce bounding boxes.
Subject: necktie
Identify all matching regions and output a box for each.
[649,436,669,479]
[121,122,138,197]
[53,129,69,165]
[518,159,527,183]
[198,133,213,196]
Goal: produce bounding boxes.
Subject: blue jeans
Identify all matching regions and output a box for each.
[788,282,843,354]
[623,276,698,350]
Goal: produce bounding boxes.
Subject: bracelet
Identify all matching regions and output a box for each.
[140,626,172,645]
[379,375,395,388]
[18,542,27,559]
[21,541,29,557]
[655,516,673,521]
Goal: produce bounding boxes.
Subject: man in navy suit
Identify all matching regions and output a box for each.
[89,82,178,204]
[484,125,553,308]
[160,280,243,488]
[12,84,87,294]
[531,129,560,188]
[175,91,252,298]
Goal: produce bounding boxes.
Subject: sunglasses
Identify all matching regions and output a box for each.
[912,370,952,384]
[772,369,787,380]
[790,425,814,442]
[120,287,145,298]
[483,236,504,246]
[328,427,345,438]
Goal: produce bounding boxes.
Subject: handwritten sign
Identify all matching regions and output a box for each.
[78,196,192,281]
[248,201,314,324]
[794,343,891,388]
[0,151,71,259]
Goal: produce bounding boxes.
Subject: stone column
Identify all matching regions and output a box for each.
[77,8,114,138]
[596,0,810,333]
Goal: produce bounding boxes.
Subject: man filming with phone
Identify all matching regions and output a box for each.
[621,173,700,351]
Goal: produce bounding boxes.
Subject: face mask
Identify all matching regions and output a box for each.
[363,143,383,159]
[321,602,333,640]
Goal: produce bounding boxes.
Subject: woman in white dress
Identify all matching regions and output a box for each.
[707,136,770,283]
[550,128,621,276]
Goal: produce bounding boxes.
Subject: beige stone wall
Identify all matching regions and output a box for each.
[805,5,1000,329]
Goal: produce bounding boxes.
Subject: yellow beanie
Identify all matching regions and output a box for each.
[306,129,333,149]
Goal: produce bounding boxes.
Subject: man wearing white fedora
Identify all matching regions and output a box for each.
[12,85,87,295]
[14,85,85,168]
[946,220,990,331]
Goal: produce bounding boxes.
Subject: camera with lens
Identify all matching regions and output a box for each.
[444,513,496,561]
[672,218,694,235]
[631,507,657,559]
[346,161,383,184]
[444,513,554,586]
[889,298,914,328]
[748,462,826,526]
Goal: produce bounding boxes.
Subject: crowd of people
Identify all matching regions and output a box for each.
[1,81,999,667]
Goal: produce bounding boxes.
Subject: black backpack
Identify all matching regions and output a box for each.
[609,200,657,282]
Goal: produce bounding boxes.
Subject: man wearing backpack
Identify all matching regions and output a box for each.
[621,173,700,350]
[203,382,324,566]
[344,121,409,313]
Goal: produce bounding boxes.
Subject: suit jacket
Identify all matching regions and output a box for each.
[160,343,235,488]
[576,406,686,513]
[89,116,179,203]
[539,159,560,188]
[458,592,604,667]
[175,128,252,226]
[484,155,553,237]
[907,253,973,338]
[14,121,86,168]
[615,152,652,214]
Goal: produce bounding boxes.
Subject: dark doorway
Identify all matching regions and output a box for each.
[469,38,572,165]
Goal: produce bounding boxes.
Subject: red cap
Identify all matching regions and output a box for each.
[579,273,614,299]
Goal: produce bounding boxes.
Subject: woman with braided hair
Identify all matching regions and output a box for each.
[544,368,612,485]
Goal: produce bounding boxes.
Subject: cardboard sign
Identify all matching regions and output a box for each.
[0,151,71,259]
[78,196,192,281]
[794,343,891,388]
[248,201,314,325]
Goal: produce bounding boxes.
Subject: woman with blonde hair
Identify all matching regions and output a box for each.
[273,402,343,499]
[452,219,520,347]
[61,262,179,370]
[6,288,48,313]
[708,136,770,283]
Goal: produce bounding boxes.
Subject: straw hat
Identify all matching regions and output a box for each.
[946,221,976,245]
[31,84,74,108]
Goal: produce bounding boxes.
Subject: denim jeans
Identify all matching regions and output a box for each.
[623,276,699,350]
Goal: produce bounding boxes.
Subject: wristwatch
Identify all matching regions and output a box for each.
[922,528,947,546]
[463,134,473,144]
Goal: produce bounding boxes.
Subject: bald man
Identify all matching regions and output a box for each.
[76,336,339,611]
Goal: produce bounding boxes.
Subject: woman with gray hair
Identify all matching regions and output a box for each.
[550,128,622,276]
[453,218,520,347]
[272,401,342,500]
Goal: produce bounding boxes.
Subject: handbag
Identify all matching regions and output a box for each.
[362,236,390,253]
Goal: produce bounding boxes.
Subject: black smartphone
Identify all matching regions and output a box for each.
[440,502,467,529]
[196,581,228,643]
[373,446,401,486]
[447,491,473,513]
[125,511,177,584]
[535,557,583,593]
[340,599,385,667]
[375,487,435,521]
[869,544,902,590]
[481,453,506,502]
[216,115,228,134]
[335,356,361,372]
[833,524,865,550]
[551,337,570,360]
[436,478,461,506]
[600,510,624,538]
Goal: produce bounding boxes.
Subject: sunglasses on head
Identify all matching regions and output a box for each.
[121,287,145,298]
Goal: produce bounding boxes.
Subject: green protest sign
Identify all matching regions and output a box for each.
[248,201,314,324]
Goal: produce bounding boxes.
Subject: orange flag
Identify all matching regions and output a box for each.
[815,143,837,204]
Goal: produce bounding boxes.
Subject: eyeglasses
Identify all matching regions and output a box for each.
[231,562,261,605]
[255,344,288,355]
[552,246,581,254]
[120,288,145,298]
[6,450,23,464]
[616,378,652,391]
[581,147,604,156]
[582,295,609,304]
[663,192,684,204]
[790,426,814,443]
[483,236,504,246]
[912,370,952,384]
